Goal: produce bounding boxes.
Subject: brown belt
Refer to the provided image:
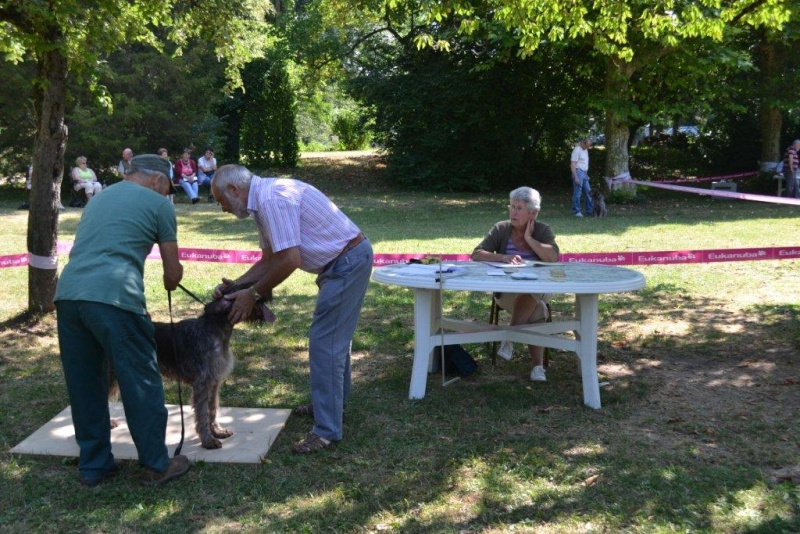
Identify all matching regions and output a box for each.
[323,233,367,271]
[337,233,366,259]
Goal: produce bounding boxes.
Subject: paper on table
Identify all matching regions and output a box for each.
[482,261,524,268]
[395,263,458,276]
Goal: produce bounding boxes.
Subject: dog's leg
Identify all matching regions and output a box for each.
[192,378,222,449]
[208,380,233,440]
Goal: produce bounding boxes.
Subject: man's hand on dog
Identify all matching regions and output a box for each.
[224,288,257,325]
[213,278,235,300]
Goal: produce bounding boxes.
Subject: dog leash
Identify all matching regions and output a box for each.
[167,289,186,457]
[177,283,206,306]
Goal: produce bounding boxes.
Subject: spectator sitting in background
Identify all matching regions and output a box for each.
[174,149,200,204]
[157,148,175,203]
[117,148,133,178]
[197,147,217,202]
[71,156,103,203]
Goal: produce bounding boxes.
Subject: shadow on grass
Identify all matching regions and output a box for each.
[1,281,798,531]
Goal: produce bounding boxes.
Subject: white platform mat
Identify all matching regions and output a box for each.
[11,403,291,464]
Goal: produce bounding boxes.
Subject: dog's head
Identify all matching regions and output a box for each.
[590,189,604,201]
[204,282,276,323]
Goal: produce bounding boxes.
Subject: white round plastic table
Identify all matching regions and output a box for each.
[371,261,646,408]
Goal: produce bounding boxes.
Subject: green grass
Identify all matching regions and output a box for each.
[1,177,800,532]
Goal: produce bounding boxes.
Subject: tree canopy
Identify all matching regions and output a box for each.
[0,0,275,313]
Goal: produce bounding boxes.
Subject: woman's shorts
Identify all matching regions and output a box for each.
[494,292,550,322]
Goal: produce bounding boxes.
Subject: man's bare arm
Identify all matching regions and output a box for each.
[158,241,183,291]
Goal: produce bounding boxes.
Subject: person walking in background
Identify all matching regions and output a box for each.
[70,156,103,203]
[117,148,133,178]
[55,154,190,487]
[211,164,373,455]
[174,148,200,204]
[570,138,593,217]
[782,139,800,198]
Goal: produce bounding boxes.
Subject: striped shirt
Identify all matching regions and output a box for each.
[247,177,361,274]
[505,240,535,260]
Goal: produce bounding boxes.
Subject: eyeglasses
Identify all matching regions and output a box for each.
[508,204,529,212]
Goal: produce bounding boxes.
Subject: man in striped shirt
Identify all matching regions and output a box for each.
[211,164,373,455]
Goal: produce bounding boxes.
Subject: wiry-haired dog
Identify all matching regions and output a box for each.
[111,283,275,449]
[591,189,608,217]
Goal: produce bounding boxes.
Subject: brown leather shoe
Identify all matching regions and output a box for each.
[142,455,191,486]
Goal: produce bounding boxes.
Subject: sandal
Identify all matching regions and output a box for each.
[291,432,335,454]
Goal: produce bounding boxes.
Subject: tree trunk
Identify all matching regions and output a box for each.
[756,39,782,171]
[603,58,633,189]
[27,46,68,314]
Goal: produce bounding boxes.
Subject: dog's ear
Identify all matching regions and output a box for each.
[253,301,276,323]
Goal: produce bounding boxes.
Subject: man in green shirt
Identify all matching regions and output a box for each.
[55,154,189,487]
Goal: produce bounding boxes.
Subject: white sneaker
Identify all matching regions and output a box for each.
[496,341,514,361]
[530,365,546,382]
[573,212,583,217]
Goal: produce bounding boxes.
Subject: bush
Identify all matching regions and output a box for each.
[239,58,299,167]
[331,110,371,150]
[604,186,639,205]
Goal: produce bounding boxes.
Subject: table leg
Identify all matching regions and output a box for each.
[409,288,437,399]
[575,293,602,409]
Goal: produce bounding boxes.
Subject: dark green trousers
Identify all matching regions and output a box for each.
[56,300,169,478]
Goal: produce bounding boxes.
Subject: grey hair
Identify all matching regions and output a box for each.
[134,168,164,179]
[214,164,253,191]
[509,186,541,211]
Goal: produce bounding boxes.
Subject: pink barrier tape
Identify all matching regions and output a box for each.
[561,247,800,265]
[0,253,28,268]
[373,253,471,266]
[3,245,800,269]
[616,177,800,206]
[654,171,759,184]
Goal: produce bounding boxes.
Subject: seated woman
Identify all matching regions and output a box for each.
[174,149,200,204]
[471,186,559,382]
[197,147,217,201]
[71,156,103,202]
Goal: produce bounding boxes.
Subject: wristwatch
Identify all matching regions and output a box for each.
[249,286,263,302]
